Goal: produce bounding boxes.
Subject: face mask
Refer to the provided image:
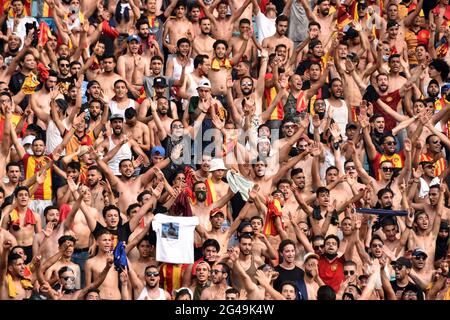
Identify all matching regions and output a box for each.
[317,111,325,119]
[25,147,33,155]
[195,191,207,202]
[64,278,76,291]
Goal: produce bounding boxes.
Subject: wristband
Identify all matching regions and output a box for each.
[406,225,413,229]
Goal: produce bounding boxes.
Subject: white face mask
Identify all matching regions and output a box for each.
[64,278,76,290]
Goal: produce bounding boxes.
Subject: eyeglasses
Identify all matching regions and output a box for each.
[384,141,397,146]
[60,64,69,67]
[241,82,252,86]
[413,255,426,261]
[381,167,393,172]
[62,276,75,281]
[313,244,325,250]
[344,270,355,276]
[283,125,295,129]
[172,125,184,129]
[345,166,355,171]
[145,272,159,277]
[211,269,223,274]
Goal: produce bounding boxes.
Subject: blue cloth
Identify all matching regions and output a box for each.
[355,208,408,216]
[113,241,128,271]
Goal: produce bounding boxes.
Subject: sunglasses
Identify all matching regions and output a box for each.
[60,64,69,67]
[393,265,405,271]
[430,140,441,144]
[413,255,426,261]
[313,244,325,250]
[145,272,159,277]
[62,276,75,281]
[242,232,254,237]
[283,125,295,129]
[241,82,252,86]
[345,166,355,171]
[344,270,355,276]
[381,167,393,172]
[384,141,397,146]
[172,125,184,129]
[211,269,223,274]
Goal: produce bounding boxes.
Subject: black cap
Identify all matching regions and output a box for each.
[391,257,412,268]
[346,122,358,130]
[387,20,400,29]
[440,220,449,231]
[429,79,440,88]
[153,77,168,88]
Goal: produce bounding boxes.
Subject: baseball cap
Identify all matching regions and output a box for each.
[21,135,35,146]
[197,78,211,89]
[210,208,225,217]
[153,77,168,88]
[412,248,428,258]
[151,146,165,157]
[127,35,141,43]
[387,20,400,29]
[79,145,90,157]
[391,256,412,268]
[303,252,320,263]
[440,220,449,231]
[346,122,358,130]
[209,158,227,172]
[110,114,124,121]
[257,137,271,145]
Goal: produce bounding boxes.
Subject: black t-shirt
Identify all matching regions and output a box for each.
[390,280,424,300]
[273,265,305,292]
[9,72,30,110]
[93,221,132,245]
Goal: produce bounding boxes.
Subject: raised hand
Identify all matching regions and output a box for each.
[412,165,423,179]
[154,167,164,181]
[67,178,79,194]
[152,182,165,198]
[312,114,321,128]
[248,184,260,200]
[132,154,143,168]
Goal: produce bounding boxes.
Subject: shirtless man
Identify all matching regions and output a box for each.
[199,0,252,41]
[129,237,158,283]
[44,236,81,289]
[1,162,23,206]
[30,70,63,130]
[0,240,33,300]
[209,38,248,96]
[262,15,294,65]
[163,1,195,54]
[248,216,278,262]
[190,181,236,232]
[229,19,258,68]
[200,262,231,300]
[117,35,151,91]
[32,206,69,261]
[85,230,121,300]
[206,158,231,215]
[407,185,444,271]
[124,107,151,153]
[384,20,408,65]
[300,0,338,44]
[85,166,106,213]
[56,163,82,207]
[191,18,216,59]
[140,77,179,124]
[411,185,450,231]
[148,97,174,146]
[196,207,247,256]
[96,55,123,102]
[1,187,42,263]
[91,140,157,213]
[194,154,212,182]
[131,265,171,300]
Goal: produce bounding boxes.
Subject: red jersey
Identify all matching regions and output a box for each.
[373,89,402,131]
[372,151,405,181]
[318,255,345,293]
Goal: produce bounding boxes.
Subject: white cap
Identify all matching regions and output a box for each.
[21,135,35,146]
[209,158,227,172]
[197,78,212,89]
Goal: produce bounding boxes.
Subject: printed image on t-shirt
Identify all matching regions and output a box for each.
[162,222,179,239]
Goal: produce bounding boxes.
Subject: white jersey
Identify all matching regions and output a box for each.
[107,137,132,176]
[136,287,167,300]
[109,99,136,118]
[325,99,349,139]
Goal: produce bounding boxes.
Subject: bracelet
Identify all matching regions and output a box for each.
[202,111,208,114]
[406,225,413,229]
[413,179,420,183]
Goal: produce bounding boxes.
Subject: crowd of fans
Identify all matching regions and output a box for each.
[0,0,449,301]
